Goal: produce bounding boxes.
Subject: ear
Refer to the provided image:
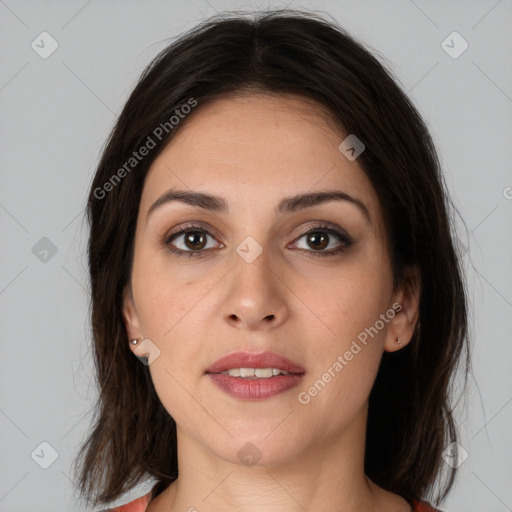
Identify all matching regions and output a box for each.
[384,265,421,352]
[122,284,143,355]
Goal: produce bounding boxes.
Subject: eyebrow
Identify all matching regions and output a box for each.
[146,188,371,224]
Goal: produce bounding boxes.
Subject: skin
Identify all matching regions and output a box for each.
[122,93,420,512]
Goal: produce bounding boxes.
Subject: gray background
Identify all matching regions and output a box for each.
[1,0,511,511]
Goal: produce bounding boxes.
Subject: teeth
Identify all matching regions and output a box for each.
[240,368,254,378]
[220,367,290,378]
[255,368,272,378]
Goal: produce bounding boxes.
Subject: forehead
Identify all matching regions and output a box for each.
[141,93,384,237]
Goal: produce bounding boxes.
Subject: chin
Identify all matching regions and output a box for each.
[210,432,304,469]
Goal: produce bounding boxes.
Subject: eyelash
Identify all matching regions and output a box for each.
[162,222,353,258]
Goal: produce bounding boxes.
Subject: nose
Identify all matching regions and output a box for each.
[221,248,289,331]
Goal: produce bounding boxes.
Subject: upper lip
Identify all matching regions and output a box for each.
[206,351,306,374]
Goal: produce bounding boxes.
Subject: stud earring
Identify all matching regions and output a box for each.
[130,338,140,345]
[396,337,403,345]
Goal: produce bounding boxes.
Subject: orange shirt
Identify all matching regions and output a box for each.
[104,491,442,511]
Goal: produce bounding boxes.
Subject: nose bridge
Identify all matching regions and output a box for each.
[222,238,287,329]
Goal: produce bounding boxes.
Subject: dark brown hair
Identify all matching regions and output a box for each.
[73,9,470,509]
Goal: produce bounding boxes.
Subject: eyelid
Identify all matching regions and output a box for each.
[164,221,222,243]
[289,222,353,251]
[290,220,351,241]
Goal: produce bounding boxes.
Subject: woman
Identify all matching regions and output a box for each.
[74,9,469,512]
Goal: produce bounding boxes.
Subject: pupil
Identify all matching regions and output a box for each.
[309,232,328,250]
[186,231,206,250]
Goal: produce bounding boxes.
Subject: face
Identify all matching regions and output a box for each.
[123,93,419,467]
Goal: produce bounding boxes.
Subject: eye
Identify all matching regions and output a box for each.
[163,224,221,258]
[162,222,353,258]
[292,223,353,257]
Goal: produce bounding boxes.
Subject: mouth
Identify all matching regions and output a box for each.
[210,367,299,379]
[205,350,306,376]
[205,351,305,400]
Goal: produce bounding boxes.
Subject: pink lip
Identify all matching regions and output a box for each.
[205,350,306,375]
[205,351,305,400]
[207,373,304,400]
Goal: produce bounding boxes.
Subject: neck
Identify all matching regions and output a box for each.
[146,404,411,512]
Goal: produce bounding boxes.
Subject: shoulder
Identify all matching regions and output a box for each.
[98,491,152,512]
[412,499,445,512]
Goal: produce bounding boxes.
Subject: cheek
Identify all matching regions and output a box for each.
[132,247,201,339]
[293,256,392,342]
[294,251,391,410]
[299,320,383,423]
[131,247,225,375]
[132,266,209,422]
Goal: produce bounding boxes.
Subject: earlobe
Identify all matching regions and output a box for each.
[384,265,421,353]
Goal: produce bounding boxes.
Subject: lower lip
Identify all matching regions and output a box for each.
[207,373,305,400]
